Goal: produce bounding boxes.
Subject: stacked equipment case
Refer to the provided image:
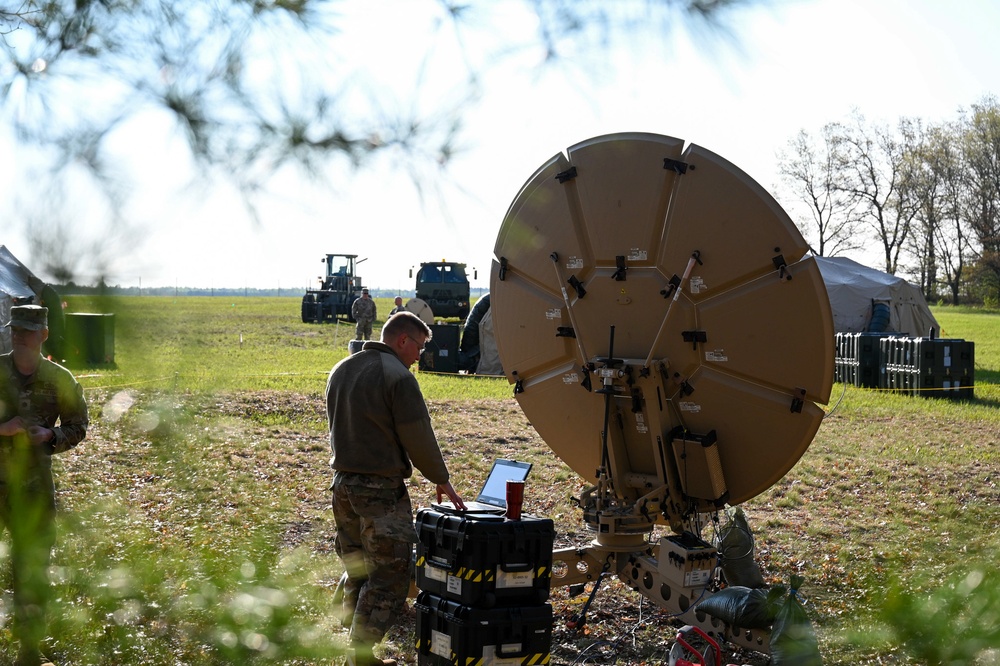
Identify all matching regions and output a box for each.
[834,331,884,388]
[834,333,975,400]
[413,508,555,665]
[881,336,975,399]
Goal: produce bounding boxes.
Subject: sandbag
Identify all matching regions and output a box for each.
[716,506,766,588]
[695,585,782,629]
[770,575,822,666]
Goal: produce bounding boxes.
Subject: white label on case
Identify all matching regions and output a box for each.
[685,569,713,587]
[431,629,452,658]
[483,645,523,666]
[497,568,533,589]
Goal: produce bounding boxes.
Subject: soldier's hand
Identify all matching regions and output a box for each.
[26,425,55,447]
[436,482,466,511]
[0,417,27,437]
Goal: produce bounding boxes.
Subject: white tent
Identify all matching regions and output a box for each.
[815,256,939,336]
[0,245,47,353]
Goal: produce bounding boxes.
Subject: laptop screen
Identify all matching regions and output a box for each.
[477,459,532,507]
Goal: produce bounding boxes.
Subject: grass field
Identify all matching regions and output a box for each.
[2,295,997,665]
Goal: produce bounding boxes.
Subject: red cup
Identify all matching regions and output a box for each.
[506,480,525,520]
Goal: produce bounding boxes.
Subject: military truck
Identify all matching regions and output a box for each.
[301,254,367,323]
[410,261,476,320]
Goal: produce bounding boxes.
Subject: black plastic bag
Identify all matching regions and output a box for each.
[696,585,783,629]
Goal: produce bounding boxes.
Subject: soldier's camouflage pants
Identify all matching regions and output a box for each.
[0,465,58,663]
[355,319,373,341]
[332,472,417,645]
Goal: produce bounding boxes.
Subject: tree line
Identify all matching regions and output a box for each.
[776,96,1000,306]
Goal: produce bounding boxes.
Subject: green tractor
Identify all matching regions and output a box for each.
[411,261,476,320]
[301,254,367,323]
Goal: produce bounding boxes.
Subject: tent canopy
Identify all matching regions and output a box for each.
[816,256,939,336]
[0,245,47,353]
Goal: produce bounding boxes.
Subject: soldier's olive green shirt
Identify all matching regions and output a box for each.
[325,341,449,484]
[0,352,89,492]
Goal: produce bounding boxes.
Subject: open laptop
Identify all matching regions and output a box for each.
[432,458,532,514]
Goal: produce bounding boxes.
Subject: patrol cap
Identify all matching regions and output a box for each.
[361,288,369,294]
[5,304,48,331]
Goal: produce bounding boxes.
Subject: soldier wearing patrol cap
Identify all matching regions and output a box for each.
[351,288,377,341]
[0,304,88,666]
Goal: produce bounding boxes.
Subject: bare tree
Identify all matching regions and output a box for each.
[835,111,918,275]
[897,118,972,302]
[1,0,753,283]
[776,124,862,257]
[929,120,977,305]
[959,96,1000,304]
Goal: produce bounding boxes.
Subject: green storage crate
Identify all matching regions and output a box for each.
[63,312,115,367]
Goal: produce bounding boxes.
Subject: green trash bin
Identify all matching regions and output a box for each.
[63,312,115,367]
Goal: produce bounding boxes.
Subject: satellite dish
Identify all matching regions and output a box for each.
[490,132,834,530]
[404,298,435,325]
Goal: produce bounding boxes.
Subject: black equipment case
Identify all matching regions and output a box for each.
[414,508,555,608]
[414,591,552,666]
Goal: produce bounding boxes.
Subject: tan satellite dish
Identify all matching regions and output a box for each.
[404,298,435,325]
[490,132,834,532]
[484,133,835,653]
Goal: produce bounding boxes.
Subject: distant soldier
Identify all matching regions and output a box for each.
[0,304,88,666]
[351,289,377,341]
[388,297,405,316]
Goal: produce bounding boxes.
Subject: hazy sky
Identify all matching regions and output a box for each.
[2,0,997,292]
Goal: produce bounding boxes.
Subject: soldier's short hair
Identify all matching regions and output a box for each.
[382,311,431,343]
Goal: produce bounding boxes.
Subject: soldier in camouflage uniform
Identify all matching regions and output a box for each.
[351,289,377,341]
[326,311,465,666]
[0,305,88,666]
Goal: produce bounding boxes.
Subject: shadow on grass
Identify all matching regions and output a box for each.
[966,369,1000,407]
[969,369,1000,407]
[975,368,1000,384]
